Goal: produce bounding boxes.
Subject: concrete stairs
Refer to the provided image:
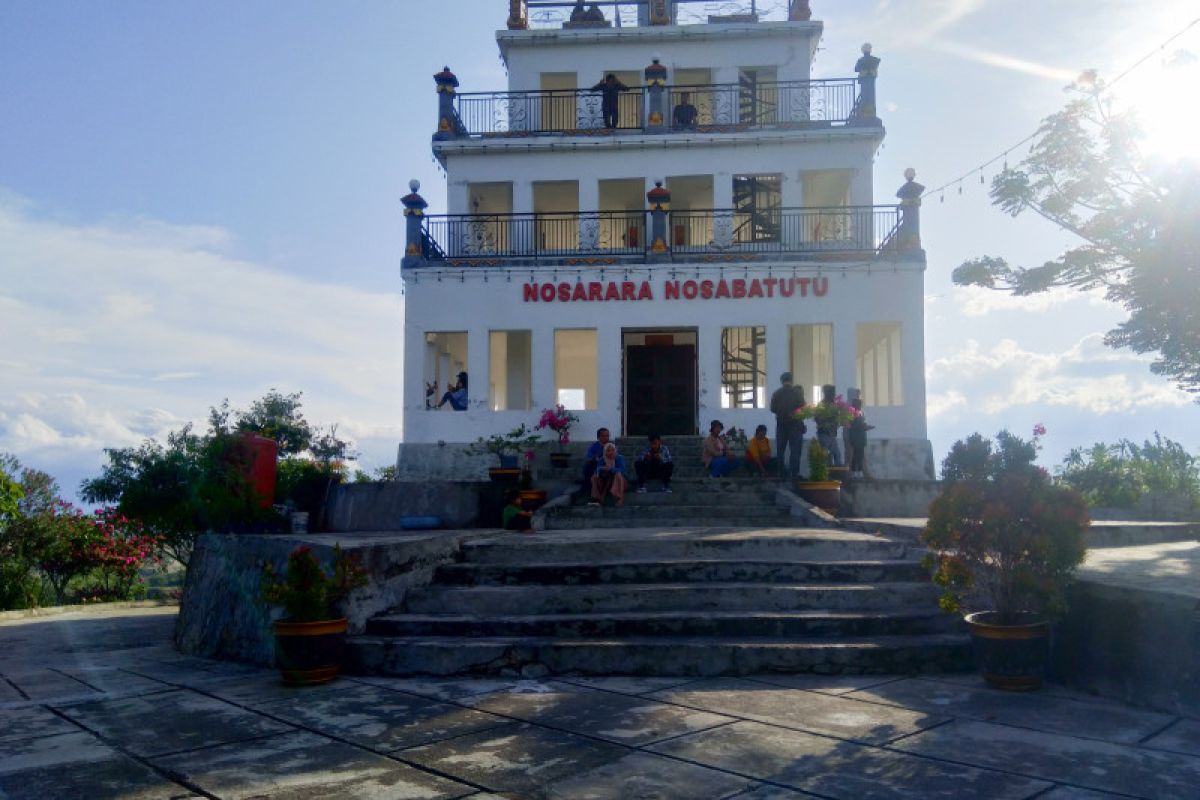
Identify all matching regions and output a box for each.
[346,527,972,678]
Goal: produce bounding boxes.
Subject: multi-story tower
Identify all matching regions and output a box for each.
[400,0,931,478]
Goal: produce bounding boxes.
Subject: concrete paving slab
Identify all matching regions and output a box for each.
[0,678,23,704]
[0,705,78,744]
[0,729,117,774]
[1037,788,1132,799]
[647,720,1051,798]
[725,786,810,799]
[256,682,510,753]
[465,684,736,746]
[649,677,948,745]
[1081,542,1200,600]
[52,666,176,700]
[845,677,1176,744]
[351,675,564,704]
[541,751,754,799]
[556,676,701,696]
[0,739,188,799]
[1144,718,1200,757]
[153,730,474,799]
[56,688,294,758]
[400,722,632,796]
[2,668,102,703]
[191,671,351,707]
[743,673,904,695]
[893,719,1200,798]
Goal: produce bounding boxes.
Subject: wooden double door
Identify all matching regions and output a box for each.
[625,337,697,436]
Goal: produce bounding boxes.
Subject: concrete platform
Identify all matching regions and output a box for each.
[2,605,1198,798]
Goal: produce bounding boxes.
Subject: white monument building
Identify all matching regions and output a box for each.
[399,0,932,478]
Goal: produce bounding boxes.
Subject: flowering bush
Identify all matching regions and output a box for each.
[536,405,580,450]
[261,544,368,623]
[923,429,1089,620]
[793,396,859,431]
[76,509,164,602]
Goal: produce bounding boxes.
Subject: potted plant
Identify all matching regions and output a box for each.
[724,426,748,456]
[517,450,547,510]
[922,428,1089,691]
[794,395,858,482]
[261,544,368,685]
[468,424,543,483]
[795,440,841,513]
[536,405,580,468]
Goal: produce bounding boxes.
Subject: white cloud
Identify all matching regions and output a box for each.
[931,41,1078,82]
[952,285,1114,317]
[927,334,1192,419]
[0,195,405,496]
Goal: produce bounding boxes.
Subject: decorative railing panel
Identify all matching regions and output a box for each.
[455,87,645,136]
[667,79,857,128]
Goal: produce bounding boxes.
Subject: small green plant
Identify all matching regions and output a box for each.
[1058,433,1199,511]
[261,544,369,623]
[807,440,829,482]
[466,425,543,466]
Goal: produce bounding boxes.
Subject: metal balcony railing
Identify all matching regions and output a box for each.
[451,79,856,137]
[420,206,903,262]
[455,87,645,136]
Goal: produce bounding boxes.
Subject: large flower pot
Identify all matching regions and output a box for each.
[487,467,521,484]
[273,617,347,686]
[795,480,841,515]
[518,489,548,512]
[827,465,850,483]
[965,611,1050,691]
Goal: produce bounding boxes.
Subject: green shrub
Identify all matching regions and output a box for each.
[807,440,829,482]
[1058,433,1199,510]
[261,544,368,622]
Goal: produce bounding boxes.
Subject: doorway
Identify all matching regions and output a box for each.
[623,329,698,436]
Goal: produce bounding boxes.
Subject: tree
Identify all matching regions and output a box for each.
[953,77,1200,398]
[234,389,312,457]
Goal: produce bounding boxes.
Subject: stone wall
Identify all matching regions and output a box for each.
[840,479,941,518]
[175,531,477,666]
[1051,579,1200,717]
[325,481,484,530]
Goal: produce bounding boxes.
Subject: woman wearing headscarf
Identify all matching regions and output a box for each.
[589,441,627,506]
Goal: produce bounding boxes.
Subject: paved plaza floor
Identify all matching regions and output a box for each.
[2,606,1199,799]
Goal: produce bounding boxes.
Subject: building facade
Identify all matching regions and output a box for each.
[400,0,932,479]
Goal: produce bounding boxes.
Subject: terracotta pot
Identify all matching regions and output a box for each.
[273,617,347,686]
[518,489,548,512]
[965,611,1050,691]
[795,480,841,514]
[827,465,850,483]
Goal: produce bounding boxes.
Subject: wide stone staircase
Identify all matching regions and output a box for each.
[541,435,797,530]
[346,525,972,678]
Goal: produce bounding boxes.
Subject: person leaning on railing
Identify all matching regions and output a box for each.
[591,73,629,129]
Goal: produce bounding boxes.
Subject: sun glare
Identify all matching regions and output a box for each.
[1111,42,1200,163]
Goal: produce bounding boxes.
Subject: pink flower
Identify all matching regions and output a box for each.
[1033,423,1047,437]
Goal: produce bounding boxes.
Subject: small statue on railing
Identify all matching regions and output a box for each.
[854,43,881,123]
[789,0,813,21]
[507,0,528,30]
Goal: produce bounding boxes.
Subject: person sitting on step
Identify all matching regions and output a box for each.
[745,424,776,478]
[702,419,740,478]
[501,489,533,531]
[590,442,627,506]
[580,426,610,495]
[634,433,674,493]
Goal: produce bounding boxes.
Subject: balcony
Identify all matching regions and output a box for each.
[507,1,811,30]
[415,205,905,266]
[452,78,859,138]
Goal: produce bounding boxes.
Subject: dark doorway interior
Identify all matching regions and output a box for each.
[625,343,697,436]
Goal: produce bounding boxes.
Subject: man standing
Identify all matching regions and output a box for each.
[770,372,806,477]
[591,73,629,129]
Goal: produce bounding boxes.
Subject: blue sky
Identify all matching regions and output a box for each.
[1,0,1198,500]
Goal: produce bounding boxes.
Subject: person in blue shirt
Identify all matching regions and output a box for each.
[436,372,468,411]
[580,427,610,492]
[589,441,627,506]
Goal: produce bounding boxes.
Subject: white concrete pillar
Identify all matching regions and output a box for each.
[833,318,857,402]
[900,280,928,438]
[765,321,789,406]
[579,178,600,250]
[712,66,739,124]
[513,180,535,253]
[849,161,873,207]
[696,322,722,428]
[467,325,489,414]
[713,171,734,247]
[532,326,556,410]
[597,325,623,432]
[781,171,804,248]
[447,179,470,216]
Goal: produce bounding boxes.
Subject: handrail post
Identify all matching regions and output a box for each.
[853,44,882,125]
[896,169,925,256]
[647,181,672,263]
[402,179,429,268]
[644,58,668,133]
[433,66,462,140]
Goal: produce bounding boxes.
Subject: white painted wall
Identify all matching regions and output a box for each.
[401,260,926,444]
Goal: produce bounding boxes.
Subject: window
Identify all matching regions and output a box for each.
[555,329,598,410]
[858,322,904,406]
[424,332,468,410]
[539,72,576,131]
[489,331,532,411]
[720,326,766,408]
[533,180,579,252]
[733,174,781,243]
[789,324,834,405]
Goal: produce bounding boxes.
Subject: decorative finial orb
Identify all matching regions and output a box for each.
[409,179,421,193]
[904,168,916,181]
[655,180,664,188]
[862,43,873,55]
